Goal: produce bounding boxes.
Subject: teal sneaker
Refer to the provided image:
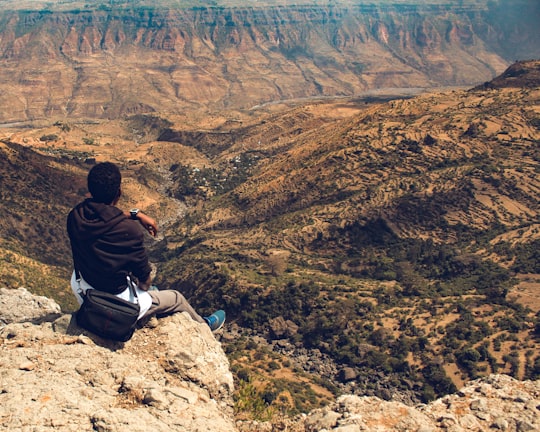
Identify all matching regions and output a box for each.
[204,310,226,332]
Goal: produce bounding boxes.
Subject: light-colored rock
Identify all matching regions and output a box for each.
[18,360,36,371]
[304,409,341,431]
[296,375,540,432]
[158,315,234,400]
[517,420,536,432]
[0,289,236,432]
[416,426,435,432]
[470,398,488,411]
[0,287,61,325]
[334,425,362,432]
[492,417,509,430]
[143,387,168,408]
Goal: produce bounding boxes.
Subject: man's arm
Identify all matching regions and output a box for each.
[124,210,158,237]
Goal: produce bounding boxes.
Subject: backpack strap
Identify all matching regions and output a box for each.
[126,275,139,304]
[74,267,84,297]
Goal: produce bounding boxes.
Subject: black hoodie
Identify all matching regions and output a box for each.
[67,199,152,294]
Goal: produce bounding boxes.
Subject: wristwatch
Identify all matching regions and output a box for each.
[130,208,140,220]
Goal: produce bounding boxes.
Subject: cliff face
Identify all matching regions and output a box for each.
[1,288,539,432]
[0,1,538,122]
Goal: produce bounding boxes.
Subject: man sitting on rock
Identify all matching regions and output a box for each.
[67,161,225,332]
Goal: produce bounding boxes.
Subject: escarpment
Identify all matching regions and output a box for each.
[0,0,538,122]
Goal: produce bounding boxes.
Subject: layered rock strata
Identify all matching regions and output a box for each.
[0,1,538,122]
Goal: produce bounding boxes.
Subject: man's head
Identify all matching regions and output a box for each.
[87,162,121,204]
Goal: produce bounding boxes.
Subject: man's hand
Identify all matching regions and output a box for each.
[137,211,158,237]
[138,276,152,291]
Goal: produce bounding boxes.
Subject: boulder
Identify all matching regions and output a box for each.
[0,287,61,325]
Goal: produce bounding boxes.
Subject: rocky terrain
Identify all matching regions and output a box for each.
[0,287,236,431]
[0,0,539,123]
[288,374,540,432]
[1,288,539,431]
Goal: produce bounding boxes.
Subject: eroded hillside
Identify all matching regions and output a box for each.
[153,61,540,414]
[0,61,538,418]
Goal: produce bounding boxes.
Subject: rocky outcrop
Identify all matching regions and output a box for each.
[0,1,538,122]
[1,288,539,431]
[474,59,540,90]
[0,286,62,325]
[295,376,540,431]
[237,375,540,432]
[0,287,235,431]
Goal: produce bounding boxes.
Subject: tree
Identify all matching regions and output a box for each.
[456,347,481,378]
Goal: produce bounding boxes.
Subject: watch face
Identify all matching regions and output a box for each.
[130,209,139,219]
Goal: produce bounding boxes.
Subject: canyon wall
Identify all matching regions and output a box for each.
[0,1,538,122]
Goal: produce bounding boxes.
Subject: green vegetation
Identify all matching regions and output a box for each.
[0,140,86,311]
[156,215,535,408]
[38,146,95,161]
[40,134,59,142]
[227,335,334,419]
[168,153,259,200]
[0,248,77,310]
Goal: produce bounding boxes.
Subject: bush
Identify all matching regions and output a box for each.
[268,361,280,371]
[39,134,58,142]
[456,347,481,378]
[422,362,456,399]
[527,356,540,380]
[421,384,436,402]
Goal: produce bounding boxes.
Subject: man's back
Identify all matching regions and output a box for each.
[67,198,151,294]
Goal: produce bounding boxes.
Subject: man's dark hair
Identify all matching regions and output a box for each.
[87,162,121,204]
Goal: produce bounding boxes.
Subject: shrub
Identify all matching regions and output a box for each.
[527,356,540,380]
[456,347,481,378]
[39,134,58,141]
[422,362,457,398]
[268,361,280,371]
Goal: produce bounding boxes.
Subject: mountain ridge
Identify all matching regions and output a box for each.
[0,59,539,418]
[0,0,538,122]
